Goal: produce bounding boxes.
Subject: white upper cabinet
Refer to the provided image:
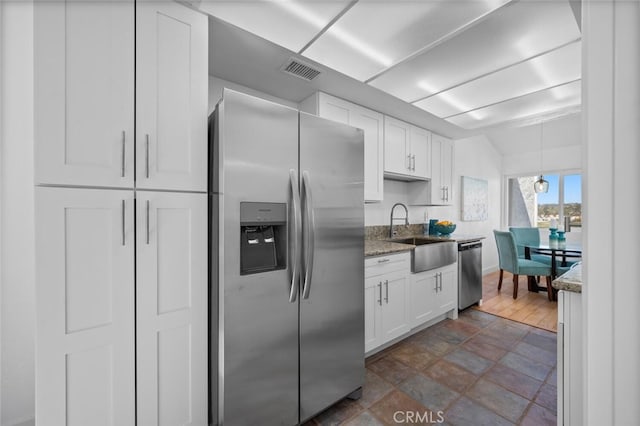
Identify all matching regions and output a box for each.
[384,116,431,181]
[411,126,431,179]
[430,134,454,204]
[35,0,135,188]
[36,187,135,426]
[136,2,208,192]
[301,92,384,202]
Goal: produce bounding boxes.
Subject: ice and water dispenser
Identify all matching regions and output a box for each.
[239,202,287,275]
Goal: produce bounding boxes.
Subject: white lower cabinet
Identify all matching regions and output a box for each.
[365,253,411,353]
[36,187,136,425]
[410,263,458,328]
[136,192,208,426]
[36,188,207,426]
[364,258,459,354]
[558,290,583,426]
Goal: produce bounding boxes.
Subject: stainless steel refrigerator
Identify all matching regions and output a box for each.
[209,89,364,425]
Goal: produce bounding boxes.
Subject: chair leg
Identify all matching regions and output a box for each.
[513,274,519,299]
[546,276,554,301]
[498,269,504,291]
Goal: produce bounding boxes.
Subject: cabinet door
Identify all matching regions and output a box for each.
[411,126,431,179]
[435,268,457,316]
[35,0,135,188]
[384,116,410,176]
[136,192,208,426]
[430,135,444,204]
[441,138,454,203]
[410,271,438,328]
[353,106,384,202]
[136,2,208,191]
[380,270,411,344]
[318,93,351,124]
[365,278,383,353]
[36,187,135,426]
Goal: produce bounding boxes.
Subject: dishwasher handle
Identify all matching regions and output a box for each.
[458,241,482,251]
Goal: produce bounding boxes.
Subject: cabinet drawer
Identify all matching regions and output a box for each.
[365,252,410,278]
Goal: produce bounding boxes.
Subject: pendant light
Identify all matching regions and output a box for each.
[534,121,549,193]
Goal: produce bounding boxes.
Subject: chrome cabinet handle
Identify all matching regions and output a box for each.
[434,274,438,292]
[289,170,302,303]
[302,171,316,300]
[146,200,150,245]
[441,187,446,202]
[121,131,126,177]
[377,258,390,264]
[384,280,389,303]
[145,134,150,178]
[439,273,443,291]
[378,282,382,306]
[445,187,449,202]
[406,154,411,170]
[411,154,416,171]
[121,199,125,246]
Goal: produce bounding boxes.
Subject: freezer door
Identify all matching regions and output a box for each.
[213,89,300,425]
[299,112,365,422]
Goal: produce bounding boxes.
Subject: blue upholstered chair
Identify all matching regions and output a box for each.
[494,230,554,300]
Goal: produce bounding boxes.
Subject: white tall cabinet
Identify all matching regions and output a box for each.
[34,0,135,188]
[35,188,136,426]
[34,1,208,425]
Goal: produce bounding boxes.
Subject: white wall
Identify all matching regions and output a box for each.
[1,2,36,426]
[451,135,503,274]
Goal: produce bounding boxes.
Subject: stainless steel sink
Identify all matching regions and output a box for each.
[389,238,457,272]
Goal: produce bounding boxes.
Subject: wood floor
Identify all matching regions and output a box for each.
[473,270,558,333]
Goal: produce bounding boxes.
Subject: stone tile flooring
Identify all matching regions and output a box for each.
[308,309,557,425]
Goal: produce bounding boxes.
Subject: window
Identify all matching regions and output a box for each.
[508,173,582,231]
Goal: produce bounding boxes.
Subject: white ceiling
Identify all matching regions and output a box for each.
[200,0,581,132]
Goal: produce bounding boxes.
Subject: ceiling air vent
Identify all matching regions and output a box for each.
[281,58,322,82]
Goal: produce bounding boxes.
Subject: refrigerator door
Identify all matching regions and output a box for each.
[299,112,365,422]
[213,90,300,425]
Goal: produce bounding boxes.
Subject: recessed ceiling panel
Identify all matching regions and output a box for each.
[200,1,351,52]
[414,41,582,118]
[368,1,581,102]
[302,0,511,81]
[443,80,582,129]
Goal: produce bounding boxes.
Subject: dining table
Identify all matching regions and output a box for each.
[523,241,583,294]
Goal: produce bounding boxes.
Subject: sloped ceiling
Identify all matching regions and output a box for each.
[201,0,581,134]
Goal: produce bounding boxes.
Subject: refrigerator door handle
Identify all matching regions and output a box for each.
[289,169,302,303]
[301,171,316,300]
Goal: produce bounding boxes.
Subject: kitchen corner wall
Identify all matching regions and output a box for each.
[1,2,36,425]
[365,135,502,274]
[451,135,503,274]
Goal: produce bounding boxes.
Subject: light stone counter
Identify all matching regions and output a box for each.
[552,263,582,293]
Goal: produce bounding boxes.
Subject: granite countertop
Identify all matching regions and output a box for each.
[364,240,415,257]
[552,263,582,293]
[364,232,486,257]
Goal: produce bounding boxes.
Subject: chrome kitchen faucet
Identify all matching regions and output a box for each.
[389,203,409,238]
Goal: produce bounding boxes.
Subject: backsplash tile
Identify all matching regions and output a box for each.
[365,224,425,240]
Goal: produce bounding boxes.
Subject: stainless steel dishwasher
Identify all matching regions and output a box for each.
[458,241,483,310]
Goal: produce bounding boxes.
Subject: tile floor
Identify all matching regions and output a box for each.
[308,310,557,425]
